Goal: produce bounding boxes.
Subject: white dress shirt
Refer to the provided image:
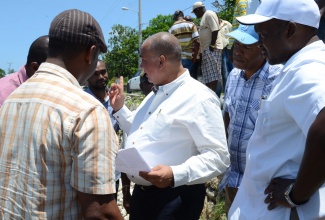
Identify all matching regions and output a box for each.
[114,70,230,186]
[229,40,325,219]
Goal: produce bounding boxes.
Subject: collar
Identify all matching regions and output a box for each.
[155,70,189,96]
[239,61,270,82]
[36,62,81,88]
[84,87,109,104]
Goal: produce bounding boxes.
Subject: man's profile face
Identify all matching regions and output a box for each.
[233,41,264,71]
[255,19,289,65]
[139,43,161,85]
[87,61,108,90]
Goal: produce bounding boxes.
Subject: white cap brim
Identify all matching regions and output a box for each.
[236,14,273,25]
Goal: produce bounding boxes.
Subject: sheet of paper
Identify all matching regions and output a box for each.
[116,147,151,176]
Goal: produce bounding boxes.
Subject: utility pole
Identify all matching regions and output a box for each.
[7,62,12,75]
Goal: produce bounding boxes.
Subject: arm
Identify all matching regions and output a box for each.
[78,191,123,220]
[192,38,200,63]
[209,30,219,52]
[291,107,325,202]
[264,108,325,209]
[121,173,131,214]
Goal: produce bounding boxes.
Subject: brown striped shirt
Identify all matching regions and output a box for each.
[0,62,118,219]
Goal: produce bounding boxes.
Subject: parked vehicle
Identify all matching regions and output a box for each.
[127,71,141,93]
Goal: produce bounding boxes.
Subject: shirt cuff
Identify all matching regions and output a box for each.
[170,164,188,187]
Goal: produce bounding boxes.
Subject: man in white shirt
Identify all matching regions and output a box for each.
[228,0,325,219]
[109,32,229,220]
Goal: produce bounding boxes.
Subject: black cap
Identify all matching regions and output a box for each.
[49,9,107,53]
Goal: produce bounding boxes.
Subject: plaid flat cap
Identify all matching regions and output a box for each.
[49,9,107,53]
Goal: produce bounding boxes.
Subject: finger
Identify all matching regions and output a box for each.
[119,76,124,92]
[139,171,150,179]
[264,193,273,204]
[267,200,278,210]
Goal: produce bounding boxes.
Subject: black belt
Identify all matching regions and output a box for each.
[136,184,158,191]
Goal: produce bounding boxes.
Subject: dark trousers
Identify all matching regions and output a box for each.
[130,184,206,220]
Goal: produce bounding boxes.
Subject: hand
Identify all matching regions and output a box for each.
[122,186,131,214]
[139,165,174,188]
[264,178,295,210]
[108,76,125,112]
[192,57,197,64]
[209,46,215,52]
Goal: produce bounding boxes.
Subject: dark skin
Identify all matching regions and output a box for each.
[87,60,108,102]
[47,45,123,220]
[223,40,265,138]
[254,19,324,210]
[193,6,220,91]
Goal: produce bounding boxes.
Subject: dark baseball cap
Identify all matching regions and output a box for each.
[49,9,107,53]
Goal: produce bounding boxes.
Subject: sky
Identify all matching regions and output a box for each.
[0,0,218,72]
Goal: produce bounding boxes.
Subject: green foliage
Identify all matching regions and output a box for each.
[211,201,227,220]
[0,68,6,78]
[102,24,139,80]
[102,14,175,83]
[212,0,236,22]
[142,14,174,40]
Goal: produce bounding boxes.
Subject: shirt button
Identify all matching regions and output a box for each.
[149,112,151,114]
[116,116,119,118]
[132,142,135,144]
[140,127,143,129]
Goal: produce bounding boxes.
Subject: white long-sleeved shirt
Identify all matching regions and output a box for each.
[114,70,230,187]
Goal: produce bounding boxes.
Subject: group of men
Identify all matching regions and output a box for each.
[0,0,325,220]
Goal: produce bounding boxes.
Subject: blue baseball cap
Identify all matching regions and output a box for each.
[226,24,259,45]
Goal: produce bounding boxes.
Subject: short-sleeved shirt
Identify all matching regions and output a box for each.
[0,65,28,107]
[227,0,247,49]
[199,10,220,52]
[0,62,118,219]
[216,19,232,50]
[229,40,325,219]
[169,19,199,59]
[219,62,282,190]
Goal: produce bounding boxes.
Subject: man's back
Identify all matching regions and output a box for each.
[0,63,118,219]
[169,20,199,59]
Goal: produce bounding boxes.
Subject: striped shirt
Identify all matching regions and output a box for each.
[219,62,282,190]
[0,62,118,219]
[169,19,199,59]
[227,0,247,49]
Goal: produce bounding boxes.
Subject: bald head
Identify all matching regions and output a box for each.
[142,32,182,63]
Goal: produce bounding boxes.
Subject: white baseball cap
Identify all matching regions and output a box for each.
[191,1,205,13]
[236,0,320,29]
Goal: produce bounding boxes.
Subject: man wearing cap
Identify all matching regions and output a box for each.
[0,9,123,219]
[192,1,222,94]
[169,10,199,73]
[217,24,282,214]
[228,0,325,219]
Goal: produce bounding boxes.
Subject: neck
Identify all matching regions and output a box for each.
[244,60,266,80]
[89,87,107,103]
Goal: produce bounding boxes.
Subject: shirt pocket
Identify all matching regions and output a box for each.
[147,113,171,142]
[254,100,271,136]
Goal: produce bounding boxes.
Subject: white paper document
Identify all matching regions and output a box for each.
[116,147,151,176]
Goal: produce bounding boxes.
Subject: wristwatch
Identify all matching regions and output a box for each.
[284,183,309,207]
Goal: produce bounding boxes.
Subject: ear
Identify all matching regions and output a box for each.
[286,22,297,40]
[158,55,166,69]
[30,62,40,72]
[86,45,97,64]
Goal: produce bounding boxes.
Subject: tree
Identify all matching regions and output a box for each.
[142,14,173,39]
[102,14,174,82]
[102,24,139,82]
[0,68,6,78]
[212,0,236,22]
